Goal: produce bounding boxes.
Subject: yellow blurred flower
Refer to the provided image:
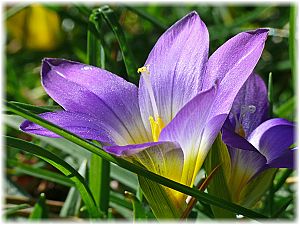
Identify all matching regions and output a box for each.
[6,4,61,52]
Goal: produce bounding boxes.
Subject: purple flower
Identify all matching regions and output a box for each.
[20,12,268,212]
[222,73,295,206]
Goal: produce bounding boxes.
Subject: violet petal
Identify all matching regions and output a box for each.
[41,58,150,145]
[205,29,269,120]
[248,118,295,167]
[138,11,209,132]
[20,111,115,144]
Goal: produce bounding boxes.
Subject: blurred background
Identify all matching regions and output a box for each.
[4,3,296,220]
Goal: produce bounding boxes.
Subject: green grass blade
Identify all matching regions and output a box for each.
[89,153,110,214]
[273,97,295,118]
[29,193,48,219]
[209,7,272,41]
[97,6,138,83]
[3,101,61,114]
[7,159,74,187]
[268,72,273,117]
[110,163,138,191]
[87,13,110,215]
[273,169,293,193]
[271,197,293,218]
[124,191,147,220]
[3,204,31,217]
[110,191,133,210]
[60,160,88,217]
[4,114,91,161]
[5,135,102,218]
[125,6,167,31]
[204,134,235,218]
[6,101,268,219]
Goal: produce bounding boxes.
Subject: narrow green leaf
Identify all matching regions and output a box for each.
[268,72,273,117]
[97,6,138,83]
[273,169,293,193]
[74,4,92,17]
[109,192,133,219]
[5,114,91,161]
[125,6,167,31]
[87,13,105,68]
[89,153,110,214]
[204,133,235,218]
[273,97,295,118]
[110,163,138,191]
[60,160,88,217]
[7,159,74,187]
[289,5,297,91]
[5,136,102,218]
[209,7,272,41]
[6,102,268,219]
[271,197,293,218]
[241,168,277,209]
[124,191,147,220]
[4,204,31,217]
[29,193,48,219]
[87,13,110,215]
[4,101,60,114]
[110,191,133,210]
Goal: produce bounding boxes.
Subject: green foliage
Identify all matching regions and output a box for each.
[6,135,102,218]
[59,160,88,217]
[29,193,48,219]
[4,3,295,221]
[6,101,268,219]
[204,134,235,218]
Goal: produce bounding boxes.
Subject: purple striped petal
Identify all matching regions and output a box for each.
[204,29,269,121]
[267,148,295,169]
[159,85,217,154]
[139,11,209,132]
[20,111,114,144]
[229,73,269,137]
[41,58,150,145]
[222,126,258,153]
[228,147,267,200]
[248,118,295,168]
[159,85,217,185]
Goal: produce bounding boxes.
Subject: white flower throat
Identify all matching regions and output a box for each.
[138,65,164,142]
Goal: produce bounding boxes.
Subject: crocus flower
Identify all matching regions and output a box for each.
[20,12,268,217]
[222,73,295,207]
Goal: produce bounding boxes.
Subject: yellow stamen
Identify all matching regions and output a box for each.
[137,65,150,74]
[149,116,164,142]
[237,125,246,138]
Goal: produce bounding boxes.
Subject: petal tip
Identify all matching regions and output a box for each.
[180,10,201,24]
[41,58,52,77]
[246,28,269,40]
[19,120,31,132]
[189,10,199,17]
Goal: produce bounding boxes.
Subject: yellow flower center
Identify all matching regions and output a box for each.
[138,65,165,142]
[149,116,165,142]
